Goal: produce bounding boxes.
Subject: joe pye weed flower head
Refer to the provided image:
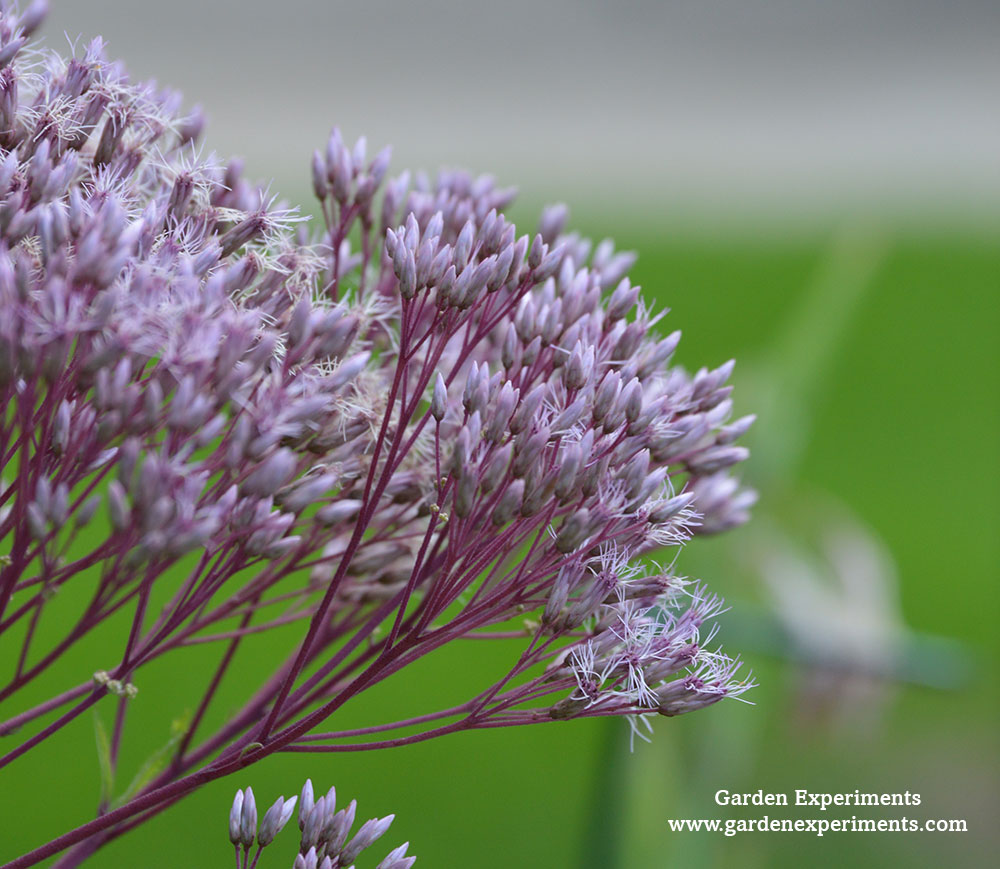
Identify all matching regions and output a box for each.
[0,1,756,865]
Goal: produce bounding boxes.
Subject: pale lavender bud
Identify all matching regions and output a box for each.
[298,780,315,831]
[19,1,49,37]
[191,240,221,276]
[107,480,130,532]
[479,209,499,249]
[533,243,565,281]
[398,250,416,299]
[491,479,524,526]
[621,449,651,498]
[377,843,416,869]
[585,373,617,425]
[295,848,319,869]
[242,449,297,497]
[312,150,328,200]
[437,263,457,303]
[326,799,357,853]
[454,473,476,518]
[607,277,640,322]
[480,442,512,494]
[280,473,338,513]
[456,256,493,308]
[340,815,395,865]
[47,482,69,526]
[554,443,583,500]
[352,136,367,170]
[370,145,392,184]
[660,415,710,459]
[317,314,359,359]
[507,234,529,286]
[26,502,47,540]
[686,445,749,475]
[551,398,586,434]
[509,384,545,434]
[488,244,514,292]
[450,428,471,477]
[580,454,610,497]
[620,378,643,424]
[538,300,563,345]
[501,323,521,371]
[34,477,52,515]
[717,414,756,445]
[288,299,313,349]
[555,508,591,553]
[647,330,682,369]
[228,789,244,845]
[218,213,266,257]
[240,787,257,849]
[194,412,228,448]
[538,203,568,243]
[454,219,475,270]
[301,796,326,851]
[515,297,536,343]
[633,465,668,506]
[316,499,362,526]
[543,563,577,625]
[430,372,448,421]
[522,335,542,366]
[465,409,482,448]
[528,233,546,269]
[328,351,370,391]
[462,362,483,412]
[385,226,400,260]
[413,244,434,288]
[403,213,419,250]
[692,359,735,402]
[428,243,451,285]
[511,427,548,477]
[563,342,594,391]
[484,382,518,442]
[75,495,101,528]
[329,141,353,203]
[52,400,71,453]
[258,795,297,846]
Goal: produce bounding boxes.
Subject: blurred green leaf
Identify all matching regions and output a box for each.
[113,713,191,809]
[92,712,114,808]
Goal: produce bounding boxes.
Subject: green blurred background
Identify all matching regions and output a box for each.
[2,1,998,867]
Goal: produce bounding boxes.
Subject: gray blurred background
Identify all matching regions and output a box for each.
[49,0,1000,228]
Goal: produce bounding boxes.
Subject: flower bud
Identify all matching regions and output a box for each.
[298,780,315,831]
[239,787,257,849]
[316,499,363,526]
[377,843,416,869]
[326,799,357,853]
[242,449,297,497]
[340,815,395,865]
[491,480,523,526]
[555,508,591,553]
[228,790,244,845]
[430,372,448,421]
[258,795,297,846]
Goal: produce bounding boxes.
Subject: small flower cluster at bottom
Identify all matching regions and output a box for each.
[228,780,413,869]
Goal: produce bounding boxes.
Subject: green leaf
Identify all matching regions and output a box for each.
[92,712,114,807]
[113,712,191,809]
